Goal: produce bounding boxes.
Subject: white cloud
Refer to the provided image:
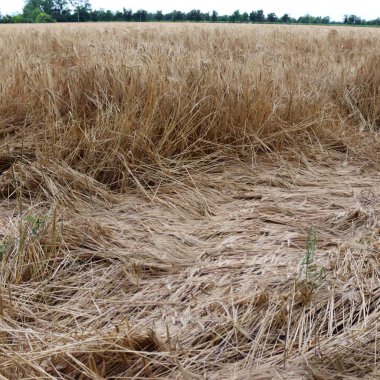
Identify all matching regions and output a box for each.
[1,0,380,21]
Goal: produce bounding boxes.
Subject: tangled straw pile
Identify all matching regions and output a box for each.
[0,23,379,378]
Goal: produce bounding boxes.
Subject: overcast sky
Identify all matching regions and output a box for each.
[1,0,380,21]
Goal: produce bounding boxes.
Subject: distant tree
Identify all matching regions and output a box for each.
[133,9,147,22]
[298,14,330,24]
[370,18,380,25]
[51,0,69,15]
[2,15,14,23]
[267,12,277,22]
[256,9,265,22]
[35,11,55,22]
[249,11,257,22]
[218,14,230,22]
[187,9,202,22]
[250,9,265,22]
[90,8,110,21]
[23,0,71,21]
[31,7,45,21]
[211,10,218,22]
[114,10,124,21]
[174,11,185,21]
[70,0,91,22]
[13,15,25,23]
[4,4,364,25]
[298,14,311,23]
[281,13,290,23]
[203,12,210,22]
[230,10,241,23]
[345,14,362,24]
[154,10,163,21]
[50,1,71,21]
[23,0,47,19]
[104,10,113,21]
[90,9,99,21]
[162,12,171,21]
[123,8,132,21]
[322,16,330,24]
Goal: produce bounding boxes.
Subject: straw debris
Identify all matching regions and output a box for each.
[0,23,379,379]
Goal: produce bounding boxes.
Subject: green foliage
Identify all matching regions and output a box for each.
[281,13,290,23]
[299,228,326,285]
[23,215,46,237]
[344,14,364,25]
[53,0,69,14]
[6,2,380,25]
[154,10,163,21]
[35,12,56,23]
[249,10,265,22]
[13,15,25,23]
[28,8,44,21]
[133,9,148,22]
[122,8,132,21]
[241,12,249,22]
[298,14,331,24]
[1,15,15,23]
[23,0,54,19]
[70,0,92,22]
[187,9,202,22]
[211,10,218,23]
[267,13,278,22]
[230,10,241,23]
[256,9,265,22]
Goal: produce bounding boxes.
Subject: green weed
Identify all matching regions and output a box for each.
[299,228,326,285]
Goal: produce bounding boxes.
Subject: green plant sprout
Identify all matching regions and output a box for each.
[23,215,46,237]
[300,228,326,284]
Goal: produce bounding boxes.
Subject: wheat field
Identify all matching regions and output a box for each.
[0,22,379,379]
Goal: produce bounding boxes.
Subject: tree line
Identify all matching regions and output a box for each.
[1,0,380,26]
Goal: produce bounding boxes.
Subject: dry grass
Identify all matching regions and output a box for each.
[0,22,379,379]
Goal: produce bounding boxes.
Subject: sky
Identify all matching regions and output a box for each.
[1,0,380,22]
